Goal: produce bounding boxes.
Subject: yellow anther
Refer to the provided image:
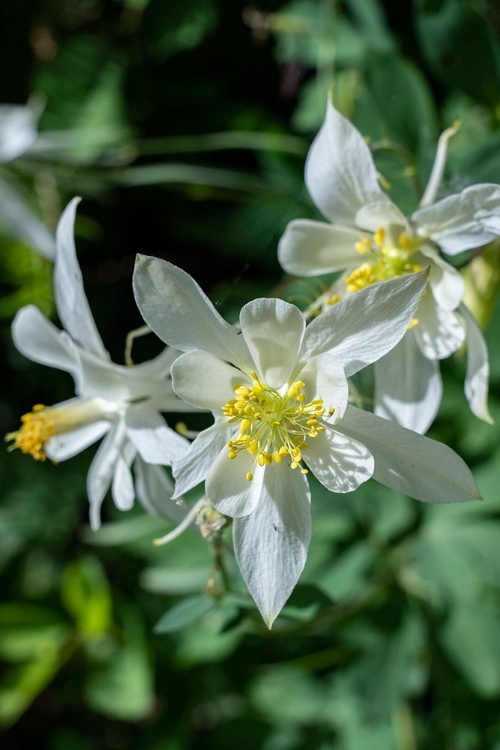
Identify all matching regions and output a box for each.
[398,231,412,250]
[354,238,371,255]
[222,374,326,477]
[246,472,253,482]
[325,293,340,306]
[374,228,385,247]
[408,317,419,330]
[6,398,108,463]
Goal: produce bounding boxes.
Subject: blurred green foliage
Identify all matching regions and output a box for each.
[2,0,500,748]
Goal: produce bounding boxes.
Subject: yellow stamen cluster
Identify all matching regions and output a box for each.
[222,372,326,480]
[346,227,421,293]
[6,404,54,461]
[5,398,109,462]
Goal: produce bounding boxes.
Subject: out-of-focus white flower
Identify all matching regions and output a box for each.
[278,100,500,433]
[133,256,480,627]
[0,103,40,162]
[6,198,196,529]
[0,100,56,259]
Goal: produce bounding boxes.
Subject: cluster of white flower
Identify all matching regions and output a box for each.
[7,98,500,627]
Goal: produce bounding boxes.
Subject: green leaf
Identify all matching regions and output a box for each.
[172,605,243,665]
[343,0,395,54]
[154,594,217,633]
[61,557,112,638]
[415,0,500,107]
[343,613,428,718]
[319,542,376,602]
[440,602,500,697]
[359,56,438,151]
[249,665,327,725]
[140,0,217,60]
[0,653,67,728]
[279,584,332,622]
[0,601,69,663]
[84,620,155,721]
[35,36,116,131]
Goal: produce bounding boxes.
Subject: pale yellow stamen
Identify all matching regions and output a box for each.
[355,237,371,255]
[222,375,326,478]
[345,227,423,294]
[374,227,385,247]
[5,398,111,462]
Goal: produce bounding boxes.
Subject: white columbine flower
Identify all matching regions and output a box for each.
[0,100,56,259]
[278,99,500,434]
[133,256,480,627]
[6,198,197,529]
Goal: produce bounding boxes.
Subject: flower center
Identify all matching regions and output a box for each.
[5,398,112,462]
[222,372,327,480]
[344,227,421,294]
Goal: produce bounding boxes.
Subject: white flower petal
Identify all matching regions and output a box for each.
[206,447,266,518]
[233,464,311,628]
[414,291,465,360]
[299,351,349,419]
[87,422,125,530]
[459,303,492,424]
[277,219,363,276]
[0,175,56,259]
[305,429,374,493]
[45,420,110,461]
[12,305,81,381]
[419,247,465,312]
[125,403,189,465]
[172,419,232,498]
[336,405,481,503]
[412,184,500,255]
[355,200,407,233]
[54,198,109,359]
[112,448,136,512]
[133,255,250,368]
[301,270,428,375]
[129,348,201,412]
[305,99,386,225]
[171,351,242,410]
[374,331,443,434]
[134,457,192,522]
[77,349,167,403]
[0,103,39,162]
[240,298,305,388]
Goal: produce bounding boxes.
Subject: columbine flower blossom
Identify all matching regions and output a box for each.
[6,198,197,529]
[133,256,480,627]
[278,99,500,433]
[0,100,55,259]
